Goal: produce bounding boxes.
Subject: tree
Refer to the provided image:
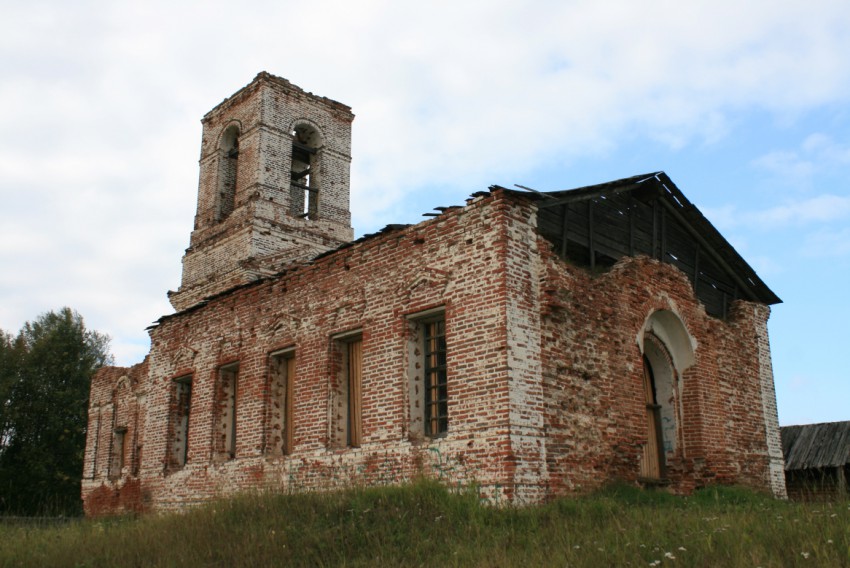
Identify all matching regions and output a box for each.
[0,330,16,455]
[0,308,112,515]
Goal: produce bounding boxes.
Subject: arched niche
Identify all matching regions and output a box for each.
[109,375,131,479]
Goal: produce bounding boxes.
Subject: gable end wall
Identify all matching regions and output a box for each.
[538,239,784,497]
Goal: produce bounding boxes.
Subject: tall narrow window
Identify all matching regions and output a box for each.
[132,394,145,476]
[217,363,239,460]
[89,409,101,479]
[110,377,130,479]
[109,427,126,479]
[423,318,448,437]
[640,356,666,480]
[168,376,192,470]
[269,350,295,455]
[407,309,448,439]
[331,332,363,448]
[217,124,240,221]
[346,338,363,447]
[290,123,321,219]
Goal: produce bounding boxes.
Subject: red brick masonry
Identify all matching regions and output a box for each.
[82,74,785,515]
[82,189,785,514]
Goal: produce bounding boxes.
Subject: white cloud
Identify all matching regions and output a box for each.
[754,195,850,226]
[802,227,850,258]
[703,194,850,231]
[753,132,850,191]
[752,151,817,186]
[3,0,850,366]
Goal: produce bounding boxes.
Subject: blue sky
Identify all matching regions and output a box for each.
[1,0,848,426]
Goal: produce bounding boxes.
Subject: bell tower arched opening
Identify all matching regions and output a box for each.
[217,123,240,222]
[290,122,321,220]
[169,72,354,312]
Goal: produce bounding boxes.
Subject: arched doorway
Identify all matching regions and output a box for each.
[637,310,696,481]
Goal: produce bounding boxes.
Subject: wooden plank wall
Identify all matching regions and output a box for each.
[538,191,739,319]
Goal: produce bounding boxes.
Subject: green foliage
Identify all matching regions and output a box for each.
[0,481,848,567]
[0,308,112,515]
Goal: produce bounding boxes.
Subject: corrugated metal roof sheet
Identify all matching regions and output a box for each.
[781,421,850,471]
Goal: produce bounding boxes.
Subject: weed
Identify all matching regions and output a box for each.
[0,481,848,567]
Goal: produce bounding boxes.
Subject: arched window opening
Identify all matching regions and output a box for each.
[217,124,240,222]
[290,123,321,220]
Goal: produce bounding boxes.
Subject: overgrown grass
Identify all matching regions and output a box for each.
[1,481,848,567]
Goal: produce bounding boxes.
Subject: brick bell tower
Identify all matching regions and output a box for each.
[168,72,355,311]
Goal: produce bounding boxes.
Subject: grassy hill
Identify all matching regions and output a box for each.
[1,480,847,567]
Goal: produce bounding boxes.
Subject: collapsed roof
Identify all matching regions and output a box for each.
[497,171,781,319]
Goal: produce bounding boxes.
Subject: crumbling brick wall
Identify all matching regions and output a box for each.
[538,240,784,497]
[169,73,355,312]
[82,359,149,516]
[85,191,538,513]
[83,189,785,515]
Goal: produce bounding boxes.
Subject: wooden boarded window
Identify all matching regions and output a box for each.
[269,350,296,455]
[168,376,192,470]
[640,356,666,480]
[424,318,448,437]
[346,338,363,447]
[217,363,239,460]
[109,427,126,479]
[332,333,363,448]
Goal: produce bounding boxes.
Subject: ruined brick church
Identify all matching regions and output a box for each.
[82,72,786,515]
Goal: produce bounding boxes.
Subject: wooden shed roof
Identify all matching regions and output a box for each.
[781,421,850,471]
[495,171,781,318]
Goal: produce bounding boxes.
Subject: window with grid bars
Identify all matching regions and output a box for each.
[423,318,448,437]
[406,308,448,440]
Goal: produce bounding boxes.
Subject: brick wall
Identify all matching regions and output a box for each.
[83,189,785,515]
[169,73,355,311]
[82,360,150,514]
[85,191,523,514]
[538,240,785,497]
